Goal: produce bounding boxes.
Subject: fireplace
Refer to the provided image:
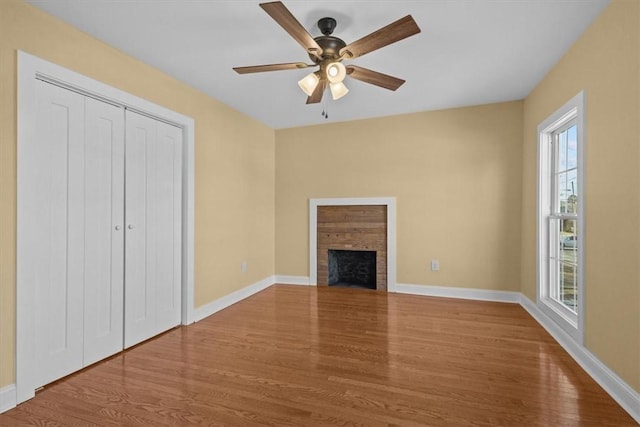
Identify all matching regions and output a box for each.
[328,249,377,289]
[316,204,387,291]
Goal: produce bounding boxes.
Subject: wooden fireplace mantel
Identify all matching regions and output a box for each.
[309,197,396,291]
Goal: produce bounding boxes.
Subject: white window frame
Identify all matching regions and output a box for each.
[537,91,585,344]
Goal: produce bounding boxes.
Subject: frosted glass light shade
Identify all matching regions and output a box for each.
[326,62,346,83]
[298,72,320,96]
[329,81,349,100]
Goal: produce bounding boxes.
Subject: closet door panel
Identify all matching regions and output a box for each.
[83,97,125,366]
[124,111,156,347]
[32,81,85,386]
[124,111,182,348]
[155,121,182,332]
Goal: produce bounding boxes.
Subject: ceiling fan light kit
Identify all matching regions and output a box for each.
[298,72,320,96]
[326,62,346,84]
[233,1,421,105]
[329,81,349,100]
[303,61,348,100]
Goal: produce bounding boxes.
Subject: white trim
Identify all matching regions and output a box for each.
[275,275,311,285]
[396,283,640,424]
[193,276,275,322]
[519,295,640,424]
[16,51,196,403]
[181,100,196,326]
[7,273,640,423]
[394,282,639,424]
[536,90,585,344]
[395,283,521,303]
[0,384,16,414]
[309,197,397,291]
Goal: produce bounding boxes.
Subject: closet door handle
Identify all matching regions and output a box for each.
[115,225,121,231]
[128,224,134,230]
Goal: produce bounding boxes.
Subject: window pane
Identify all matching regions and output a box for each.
[560,219,577,264]
[549,218,561,259]
[567,125,577,169]
[559,129,567,171]
[566,169,577,214]
[558,172,568,213]
[559,262,577,313]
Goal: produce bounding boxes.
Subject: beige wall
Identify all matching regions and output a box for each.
[276,102,523,291]
[2,0,638,405]
[521,0,639,391]
[0,0,275,387]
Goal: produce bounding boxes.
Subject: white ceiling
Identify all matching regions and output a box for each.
[26,0,610,129]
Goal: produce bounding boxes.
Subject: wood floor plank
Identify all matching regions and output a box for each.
[1,285,636,426]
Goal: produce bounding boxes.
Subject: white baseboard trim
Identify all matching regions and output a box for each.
[275,275,311,285]
[519,295,640,424]
[193,275,275,322]
[395,283,521,303]
[394,282,639,423]
[6,275,639,422]
[0,384,16,414]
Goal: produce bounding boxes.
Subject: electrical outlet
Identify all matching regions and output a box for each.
[431,259,440,271]
[241,261,248,273]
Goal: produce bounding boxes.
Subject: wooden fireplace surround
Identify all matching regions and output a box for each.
[317,205,387,291]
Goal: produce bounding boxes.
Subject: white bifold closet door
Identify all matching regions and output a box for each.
[82,95,126,366]
[29,80,182,389]
[32,81,125,385]
[124,111,182,348]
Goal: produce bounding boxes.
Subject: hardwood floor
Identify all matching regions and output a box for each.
[2,285,636,426]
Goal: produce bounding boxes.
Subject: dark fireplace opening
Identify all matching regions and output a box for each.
[328,249,376,290]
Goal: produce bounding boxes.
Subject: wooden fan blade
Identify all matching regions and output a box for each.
[346,65,405,91]
[233,62,311,74]
[306,79,326,104]
[340,15,420,59]
[260,1,323,57]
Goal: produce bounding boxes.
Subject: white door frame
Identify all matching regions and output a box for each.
[16,51,196,403]
[309,197,396,291]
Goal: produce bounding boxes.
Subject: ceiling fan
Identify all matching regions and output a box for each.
[233,1,421,104]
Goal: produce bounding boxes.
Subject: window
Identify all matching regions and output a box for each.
[537,92,584,342]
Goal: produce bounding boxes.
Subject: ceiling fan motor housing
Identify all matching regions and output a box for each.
[310,36,346,62]
[309,17,346,63]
